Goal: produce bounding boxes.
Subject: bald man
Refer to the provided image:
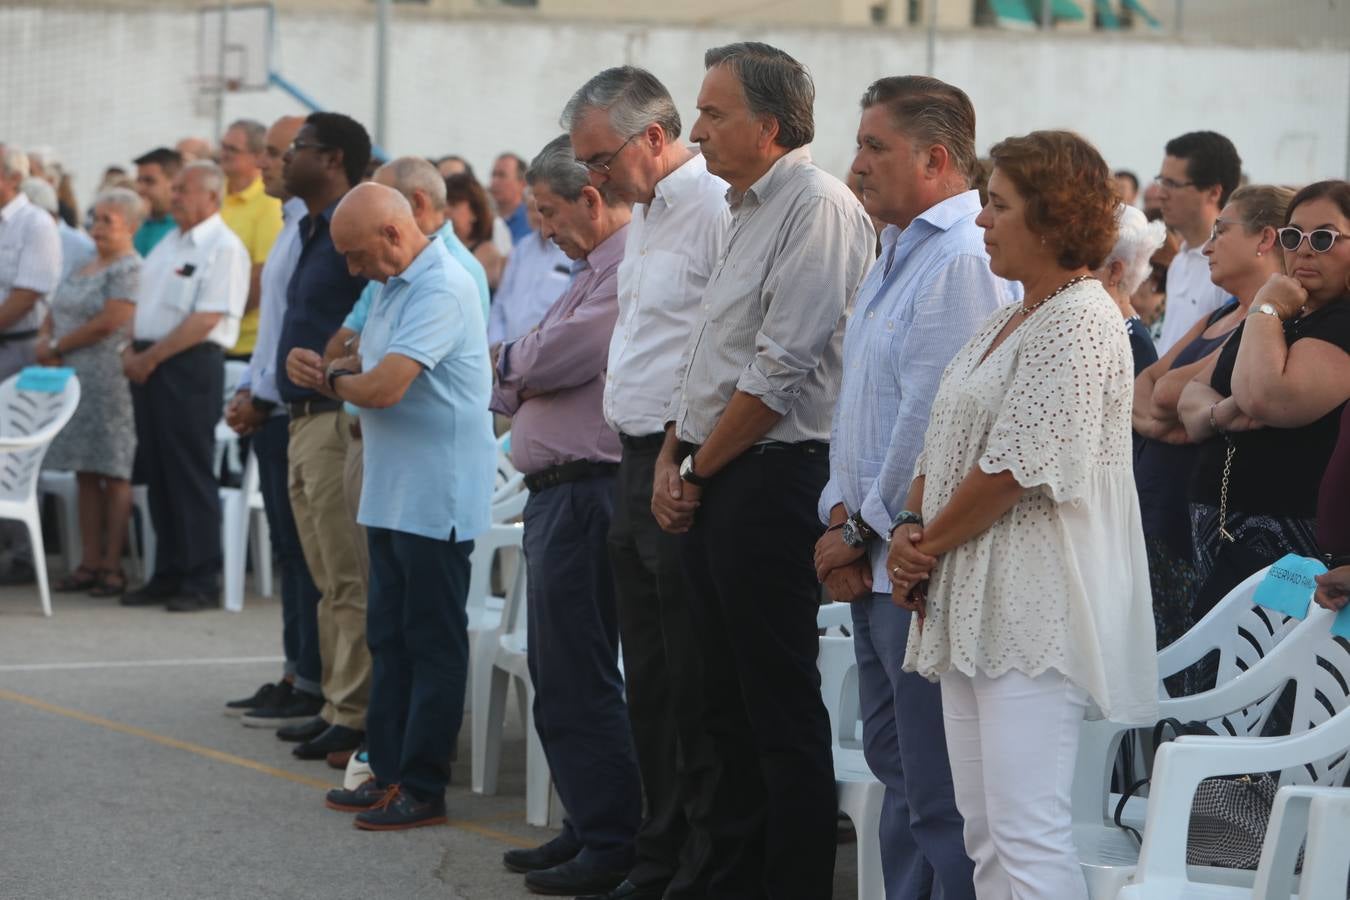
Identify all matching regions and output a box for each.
[291,184,495,831]
[224,115,329,726]
[176,136,215,163]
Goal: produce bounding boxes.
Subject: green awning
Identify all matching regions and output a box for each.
[1051,0,1087,21]
[1095,0,1121,27]
[1123,0,1161,27]
[989,0,1086,26]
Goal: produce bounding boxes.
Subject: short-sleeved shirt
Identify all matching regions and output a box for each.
[356,238,495,542]
[1157,241,1229,355]
[222,176,284,356]
[132,213,250,348]
[1190,301,1350,518]
[346,223,490,334]
[0,192,61,333]
[133,214,175,258]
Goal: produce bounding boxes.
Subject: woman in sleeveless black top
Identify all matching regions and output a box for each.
[1179,181,1350,620]
[1131,185,1291,646]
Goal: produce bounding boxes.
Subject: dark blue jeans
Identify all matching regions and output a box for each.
[852,593,974,900]
[252,414,321,692]
[365,526,473,801]
[523,477,641,872]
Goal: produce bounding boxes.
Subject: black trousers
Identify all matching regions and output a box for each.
[131,342,224,593]
[679,445,836,900]
[523,477,641,871]
[609,441,717,895]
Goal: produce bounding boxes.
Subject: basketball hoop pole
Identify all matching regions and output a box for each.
[215,0,232,141]
[375,0,390,152]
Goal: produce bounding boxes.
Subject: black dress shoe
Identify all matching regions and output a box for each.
[276,715,328,743]
[225,681,286,716]
[121,578,180,607]
[503,834,583,873]
[293,724,364,760]
[166,590,218,612]
[525,859,627,896]
[577,879,668,900]
[0,560,36,585]
[240,686,323,728]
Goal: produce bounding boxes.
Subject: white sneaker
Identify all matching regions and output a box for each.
[343,747,372,791]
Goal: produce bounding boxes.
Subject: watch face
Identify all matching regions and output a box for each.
[841,520,862,547]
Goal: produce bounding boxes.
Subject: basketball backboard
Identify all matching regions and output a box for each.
[198,3,273,93]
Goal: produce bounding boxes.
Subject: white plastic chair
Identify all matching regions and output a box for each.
[818,634,886,900]
[1079,604,1350,898]
[128,483,154,580]
[468,532,560,826]
[218,447,271,612]
[37,468,80,573]
[0,374,81,616]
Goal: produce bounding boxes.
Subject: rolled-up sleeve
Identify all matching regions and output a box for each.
[735,194,866,414]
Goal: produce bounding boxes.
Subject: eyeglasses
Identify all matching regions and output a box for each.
[219,142,247,157]
[287,140,331,155]
[1208,218,1240,243]
[1278,226,1349,253]
[579,134,638,176]
[1153,175,1196,191]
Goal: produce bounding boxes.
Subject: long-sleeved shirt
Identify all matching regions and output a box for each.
[669,147,874,445]
[486,230,571,344]
[817,191,1019,592]
[489,224,626,474]
[237,196,305,407]
[604,152,730,438]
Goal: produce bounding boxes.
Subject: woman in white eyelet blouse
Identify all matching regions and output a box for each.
[886,131,1158,900]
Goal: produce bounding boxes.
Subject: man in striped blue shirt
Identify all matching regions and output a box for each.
[814,77,1018,900]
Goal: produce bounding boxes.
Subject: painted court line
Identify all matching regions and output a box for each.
[0,687,534,848]
[0,655,285,673]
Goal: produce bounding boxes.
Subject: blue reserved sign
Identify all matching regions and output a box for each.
[16,366,74,393]
[1253,554,1327,621]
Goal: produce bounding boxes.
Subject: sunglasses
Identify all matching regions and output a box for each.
[1278,227,1349,253]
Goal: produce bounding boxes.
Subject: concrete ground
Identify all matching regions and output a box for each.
[0,575,859,900]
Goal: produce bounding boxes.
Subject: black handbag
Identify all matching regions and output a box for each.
[1114,718,1278,870]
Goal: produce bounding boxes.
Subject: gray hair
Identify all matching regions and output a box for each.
[377,156,448,211]
[526,134,593,203]
[703,42,814,150]
[1106,204,1168,295]
[860,76,978,184]
[562,66,682,141]
[227,119,268,154]
[182,160,225,200]
[0,145,30,179]
[19,177,57,215]
[93,186,145,232]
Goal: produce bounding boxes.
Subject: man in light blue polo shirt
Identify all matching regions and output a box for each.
[288,182,495,831]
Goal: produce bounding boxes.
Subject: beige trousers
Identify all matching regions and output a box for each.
[288,409,370,730]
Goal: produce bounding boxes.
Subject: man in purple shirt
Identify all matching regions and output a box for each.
[490,135,641,898]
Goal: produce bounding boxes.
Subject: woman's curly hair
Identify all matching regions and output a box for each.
[989,130,1118,271]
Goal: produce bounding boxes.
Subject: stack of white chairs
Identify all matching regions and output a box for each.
[1073,569,1350,899]
[218,448,271,612]
[0,372,81,616]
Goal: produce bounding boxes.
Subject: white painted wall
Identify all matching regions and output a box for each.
[3,5,1347,208]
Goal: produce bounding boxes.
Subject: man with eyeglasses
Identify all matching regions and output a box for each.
[1154,131,1242,354]
[276,112,374,765]
[219,118,282,360]
[563,65,730,900]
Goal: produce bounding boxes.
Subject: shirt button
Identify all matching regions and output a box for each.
[867,311,874,319]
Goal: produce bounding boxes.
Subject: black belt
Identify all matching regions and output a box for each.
[287,398,343,419]
[523,459,618,493]
[0,330,37,345]
[618,432,665,452]
[679,439,828,458]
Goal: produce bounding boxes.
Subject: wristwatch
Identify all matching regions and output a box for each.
[679,454,710,487]
[841,511,878,549]
[1254,303,1283,321]
[327,367,358,393]
[889,510,924,537]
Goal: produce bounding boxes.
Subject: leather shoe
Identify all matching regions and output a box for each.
[293,724,364,760]
[276,715,328,743]
[353,785,446,831]
[166,590,218,612]
[120,578,179,607]
[524,859,627,896]
[503,834,582,873]
[325,777,387,812]
[577,879,667,900]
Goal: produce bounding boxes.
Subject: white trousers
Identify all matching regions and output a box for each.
[939,668,1090,900]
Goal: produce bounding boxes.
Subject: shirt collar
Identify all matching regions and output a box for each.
[281,196,306,223]
[226,176,265,205]
[390,235,445,286]
[912,190,982,231]
[728,146,812,209]
[582,222,628,272]
[179,212,224,246]
[653,150,711,209]
[0,192,30,220]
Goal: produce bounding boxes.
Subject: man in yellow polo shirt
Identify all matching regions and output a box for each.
[221,118,283,359]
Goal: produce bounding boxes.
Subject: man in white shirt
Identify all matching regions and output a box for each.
[122,161,249,612]
[486,189,571,344]
[564,66,730,900]
[1154,131,1242,355]
[19,177,93,282]
[0,145,62,583]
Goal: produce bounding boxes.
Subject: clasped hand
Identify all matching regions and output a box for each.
[651,454,698,534]
[887,524,937,614]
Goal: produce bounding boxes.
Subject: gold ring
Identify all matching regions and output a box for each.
[891,566,902,577]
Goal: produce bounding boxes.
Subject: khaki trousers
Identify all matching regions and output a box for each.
[340,410,369,582]
[289,410,370,730]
